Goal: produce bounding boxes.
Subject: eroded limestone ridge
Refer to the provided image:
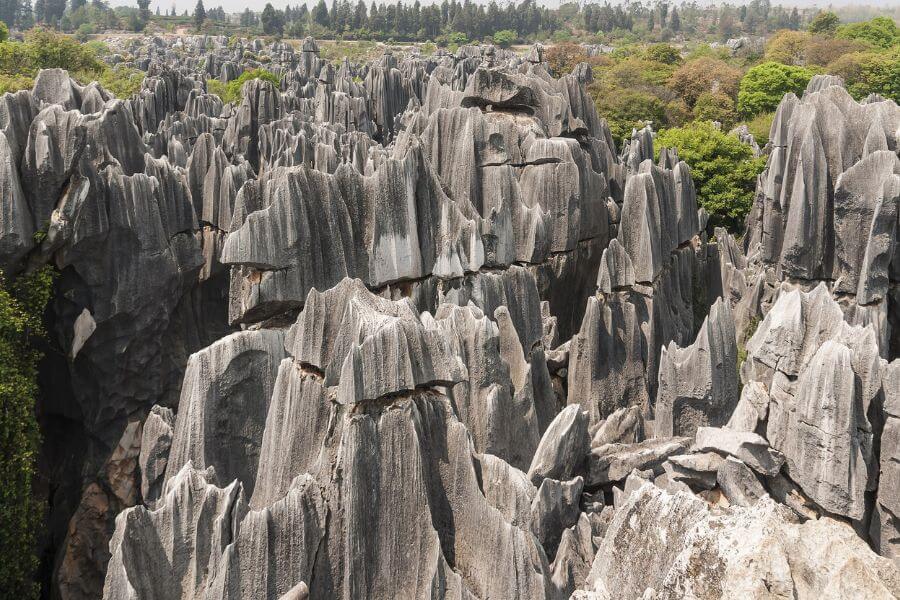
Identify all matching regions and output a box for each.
[0,36,897,599]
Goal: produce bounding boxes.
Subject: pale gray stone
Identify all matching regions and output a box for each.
[693,427,784,477]
[527,405,589,486]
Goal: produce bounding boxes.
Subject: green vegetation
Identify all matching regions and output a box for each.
[2,27,103,73]
[692,92,738,125]
[152,0,890,46]
[79,65,146,99]
[0,28,145,100]
[837,15,899,49]
[829,47,900,102]
[595,86,667,142]
[540,14,900,233]
[0,266,55,600]
[0,73,33,94]
[808,10,840,35]
[737,61,813,117]
[657,121,767,229]
[207,68,281,104]
[492,29,517,49]
[318,40,379,64]
[194,0,206,31]
[745,111,775,146]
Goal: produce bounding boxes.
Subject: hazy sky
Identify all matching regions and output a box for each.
[112,0,899,22]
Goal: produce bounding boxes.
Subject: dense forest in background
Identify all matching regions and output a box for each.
[0,0,898,44]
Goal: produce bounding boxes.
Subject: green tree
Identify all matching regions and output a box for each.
[692,91,737,126]
[20,28,103,72]
[193,0,205,31]
[808,10,839,35]
[0,266,55,600]
[595,87,668,145]
[0,2,11,30]
[0,21,7,41]
[136,0,149,20]
[18,0,34,29]
[836,16,899,50]
[764,30,810,66]
[312,0,328,27]
[788,7,800,30]
[657,121,766,229]
[261,3,283,36]
[644,43,681,65]
[737,61,813,117]
[828,48,900,103]
[745,111,775,146]
[492,28,516,48]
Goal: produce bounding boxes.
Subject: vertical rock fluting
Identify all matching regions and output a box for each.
[740,76,899,355]
[0,36,896,598]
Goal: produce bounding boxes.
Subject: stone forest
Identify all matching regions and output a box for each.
[0,33,898,599]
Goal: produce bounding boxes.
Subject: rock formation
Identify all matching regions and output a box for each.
[0,35,896,599]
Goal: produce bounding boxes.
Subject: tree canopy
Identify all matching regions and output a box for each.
[194,0,205,31]
[837,16,899,49]
[657,121,767,229]
[808,10,840,35]
[737,61,813,117]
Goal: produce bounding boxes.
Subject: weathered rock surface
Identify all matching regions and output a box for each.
[0,36,895,599]
[581,482,900,599]
[693,426,784,477]
[873,359,900,567]
[527,405,590,486]
[739,284,882,519]
[656,298,739,437]
[588,436,691,486]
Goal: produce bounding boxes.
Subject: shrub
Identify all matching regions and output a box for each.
[0,73,34,94]
[206,78,227,99]
[544,42,588,76]
[664,98,691,128]
[643,43,682,65]
[657,121,767,229]
[24,27,103,72]
[601,55,678,89]
[0,29,107,78]
[737,61,813,117]
[447,32,468,46]
[75,65,146,99]
[745,111,775,147]
[492,29,517,49]
[208,68,281,104]
[0,266,55,600]
[0,42,33,75]
[803,36,870,67]
[74,23,96,43]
